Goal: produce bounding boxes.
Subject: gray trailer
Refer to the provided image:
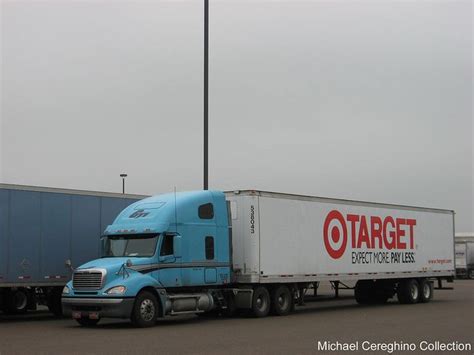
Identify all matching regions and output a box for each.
[455,241,474,279]
[0,184,144,315]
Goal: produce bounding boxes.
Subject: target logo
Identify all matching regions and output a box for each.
[323,210,348,259]
[323,209,417,259]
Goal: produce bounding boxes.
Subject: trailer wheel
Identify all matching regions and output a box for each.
[419,279,433,303]
[251,286,270,318]
[397,279,420,304]
[3,289,29,314]
[271,286,293,316]
[76,318,100,327]
[131,291,158,328]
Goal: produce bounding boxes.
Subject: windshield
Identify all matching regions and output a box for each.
[102,234,159,257]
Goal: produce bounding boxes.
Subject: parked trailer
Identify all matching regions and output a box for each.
[62,190,455,327]
[455,241,474,279]
[0,184,144,315]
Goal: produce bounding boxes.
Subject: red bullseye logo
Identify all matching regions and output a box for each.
[323,210,348,259]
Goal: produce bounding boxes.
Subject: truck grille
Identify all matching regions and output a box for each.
[72,270,104,290]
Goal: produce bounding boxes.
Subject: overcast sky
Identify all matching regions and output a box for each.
[1,0,472,231]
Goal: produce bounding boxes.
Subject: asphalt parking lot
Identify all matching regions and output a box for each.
[0,280,472,355]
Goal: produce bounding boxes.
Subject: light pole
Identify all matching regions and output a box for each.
[120,173,127,194]
[203,0,209,190]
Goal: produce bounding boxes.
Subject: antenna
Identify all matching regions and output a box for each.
[174,187,178,234]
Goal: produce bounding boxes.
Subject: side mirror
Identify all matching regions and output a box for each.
[65,259,74,271]
[173,235,182,258]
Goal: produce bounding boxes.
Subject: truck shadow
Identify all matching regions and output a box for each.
[0,310,65,323]
[87,297,449,330]
[0,295,449,326]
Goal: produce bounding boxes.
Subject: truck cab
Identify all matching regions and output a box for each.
[62,190,232,327]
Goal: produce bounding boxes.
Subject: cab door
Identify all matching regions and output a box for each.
[155,234,182,287]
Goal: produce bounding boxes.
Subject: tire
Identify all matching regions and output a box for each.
[47,287,63,317]
[76,318,100,327]
[271,286,293,316]
[131,291,159,328]
[3,289,29,314]
[468,270,474,280]
[251,286,270,318]
[419,279,433,303]
[397,279,420,304]
[354,280,375,304]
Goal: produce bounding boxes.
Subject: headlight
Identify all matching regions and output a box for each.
[62,286,70,294]
[105,286,127,295]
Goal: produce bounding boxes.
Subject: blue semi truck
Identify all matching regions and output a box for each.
[0,184,143,315]
[62,190,455,327]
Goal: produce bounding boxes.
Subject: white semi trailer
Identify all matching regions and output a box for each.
[455,241,474,279]
[227,191,455,303]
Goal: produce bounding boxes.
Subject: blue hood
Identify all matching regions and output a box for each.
[77,257,151,274]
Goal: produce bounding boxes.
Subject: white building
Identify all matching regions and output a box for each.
[455,232,474,243]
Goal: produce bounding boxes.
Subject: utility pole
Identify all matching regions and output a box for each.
[203,0,209,190]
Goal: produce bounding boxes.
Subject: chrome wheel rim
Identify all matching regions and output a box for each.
[15,292,27,310]
[278,294,288,310]
[256,295,267,311]
[423,283,431,299]
[140,299,155,322]
[410,283,419,300]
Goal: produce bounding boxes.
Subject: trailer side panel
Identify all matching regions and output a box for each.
[229,192,455,283]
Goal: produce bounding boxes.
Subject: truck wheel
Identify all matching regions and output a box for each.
[397,279,420,304]
[251,286,270,318]
[468,270,474,279]
[419,279,433,303]
[76,318,100,327]
[47,287,63,317]
[354,280,374,304]
[271,286,293,316]
[131,291,159,328]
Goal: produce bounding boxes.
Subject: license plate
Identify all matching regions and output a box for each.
[89,312,99,320]
[72,311,81,319]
